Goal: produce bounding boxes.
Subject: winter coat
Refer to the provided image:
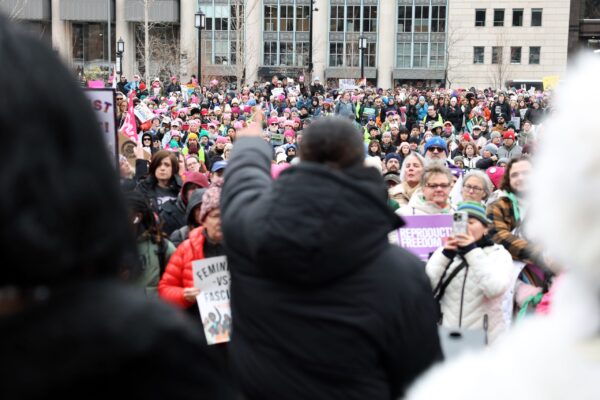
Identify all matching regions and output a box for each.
[444,106,464,132]
[0,279,236,399]
[161,175,209,236]
[135,237,176,298]
[135,175,182,215]
[426,243,514,343]
[491,101,511,124]
[497,143,523,160]
[389,182,420,207]
[463,155,482,169]
[159,227,225,309]
[524,107,544,125]
[334,100,356,117]
[168,188,207,248]
[221,137,443,400]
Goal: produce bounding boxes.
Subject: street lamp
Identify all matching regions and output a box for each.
[308,1,318,78]
[195,10,206,85]
[358,35,367,86]
[116,37,124,78]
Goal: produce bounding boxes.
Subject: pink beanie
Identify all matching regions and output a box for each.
[486,166,505,190]
[199,184,222,222]
[216,136,228,144]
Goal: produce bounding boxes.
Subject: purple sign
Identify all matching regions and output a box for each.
[394,214,453,262]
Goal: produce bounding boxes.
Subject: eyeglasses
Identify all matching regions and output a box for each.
[427,147,445,153]
[425,183,451,190]
[463,184,484,193]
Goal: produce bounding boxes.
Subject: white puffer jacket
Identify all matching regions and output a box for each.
[426,243,513,343]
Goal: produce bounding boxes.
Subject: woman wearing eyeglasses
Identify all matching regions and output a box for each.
[398,164,454,216]
[461,170,493,205]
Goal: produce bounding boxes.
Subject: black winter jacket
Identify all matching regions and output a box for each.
[221,137,443,400]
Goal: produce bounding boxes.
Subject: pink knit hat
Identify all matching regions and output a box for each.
[199,183,222,222]
[486,166,505,190]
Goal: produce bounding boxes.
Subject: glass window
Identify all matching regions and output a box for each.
[279,42,293,65]
[512,9,523,27]
[363,5,377,32]
[330,6,344,32]
[264,6,277,31]
[491,46,503,64]
[531,9,543,26]
[364,42,376,67]
[296,6,309,32]
[431,6,446,33]
[430,42,445,68]
[473,46,484,64]
[345,41,359,67]
[230,3,244,31]
[398,6,413,33]
[264,41,277,65]
[413,42,428,68]
[346,6,361,32]
[475,9,486,27]
[214,39,229,64]
[414,6,429,33]
[510,47,522,64]
[397,42,411,68]
[280,6,294,32]
[214,5,229,31]
[296,42,309,66]
[494,9,504,27]
[529,46,540,64]
[329,42,344,67]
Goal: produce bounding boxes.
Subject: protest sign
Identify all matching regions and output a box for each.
[270,132,284,146]
[193,256,231,345]
[393,215,453,262]
[87,80,105,89]
[134,102,154,123]
[543,75,559,91]
[339,79,356,90]
[84,88,118,167]
[272,88,284,97]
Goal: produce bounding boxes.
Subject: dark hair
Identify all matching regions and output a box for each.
[125,191,164,244]
[149,150,179,179]
[500,156,531,193]
[299,117,364,169]
[0,17,137,286]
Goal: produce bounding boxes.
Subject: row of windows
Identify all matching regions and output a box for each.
[473,46,541,65]
[397,42,445,69]
[329,42,376,68]
[475,8,543,27]
[264,5,310,32]
[263,41,309,66]
[398,5,446,33]
[330,5,378,33]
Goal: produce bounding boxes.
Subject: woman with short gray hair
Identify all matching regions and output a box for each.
[461,170,493,204]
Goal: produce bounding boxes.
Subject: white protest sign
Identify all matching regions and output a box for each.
[84,88,118,166]
[134,102,154,123]
[193,256,231,345]
[272,88,284,97]
[339,79,357,90]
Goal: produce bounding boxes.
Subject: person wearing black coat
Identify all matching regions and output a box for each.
[491,94,511,124]
[221,115,443,400]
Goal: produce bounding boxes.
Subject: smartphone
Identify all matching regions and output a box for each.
[453,212,468,236]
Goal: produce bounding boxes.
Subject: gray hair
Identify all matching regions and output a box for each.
[420,162,453,186]
[462,170,494,199]
[400,152,425,182]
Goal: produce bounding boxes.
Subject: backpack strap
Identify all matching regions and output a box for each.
[434,260,468,304]
[156,238,168,277]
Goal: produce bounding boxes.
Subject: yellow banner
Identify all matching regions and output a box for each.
[543,75,560,91]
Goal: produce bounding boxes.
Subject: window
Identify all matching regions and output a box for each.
[329,42,344,66]
[475,9,486,27]
[512,9,523,27]
[346,6,361,32]
[296,6,309,32]
[214,5,229,31]
[531,9,543,26]
[510,47,522,64]
[330,6,344,32]
[414,6,429,33]
[473,47,484,64]
[397,42,411,68]
[431,6,446,33]
[529,46,540,64]
[365,42,376,67]
[363,6,377,32]
[202,1,244,66]
[491,46,503,64]
[345,42,359,67]
[493,9,504,27]
[430,42,445,68]
[279,42,293,65]
[398,6,412,33]
[296,42,309,66]
[413,42,428,68]
[280,6,293,32]
[264,41,277,65]
[264,6,277,31]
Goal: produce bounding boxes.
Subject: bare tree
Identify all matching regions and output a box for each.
[488,31,511,90]
[136,22,186,81]
[5,0,29,20]
[444,26,465,89]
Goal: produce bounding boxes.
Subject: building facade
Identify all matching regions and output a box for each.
[446,0,570,89]
[568,0,600,56]
[2,0,571,88]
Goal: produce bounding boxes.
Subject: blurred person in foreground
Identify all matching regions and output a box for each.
[0,16,231,399]
[221,111,442,399]
[406,55,600,400]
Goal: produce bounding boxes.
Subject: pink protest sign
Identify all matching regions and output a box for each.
[87,80,105,88]
[394,215,453,262]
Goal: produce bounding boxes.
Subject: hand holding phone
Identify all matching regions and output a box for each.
[452,212,468,236]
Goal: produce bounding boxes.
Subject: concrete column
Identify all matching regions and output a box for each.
[51,0,72,65]
[115,0,135,79]
[180,0,196,82]
[377,0,395,89]
[244,0,261,83]
[312,0,328,83]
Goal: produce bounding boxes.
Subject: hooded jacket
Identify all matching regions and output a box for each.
[221,137,442,400]
[169,188,207,248]
[161,172,209,235]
